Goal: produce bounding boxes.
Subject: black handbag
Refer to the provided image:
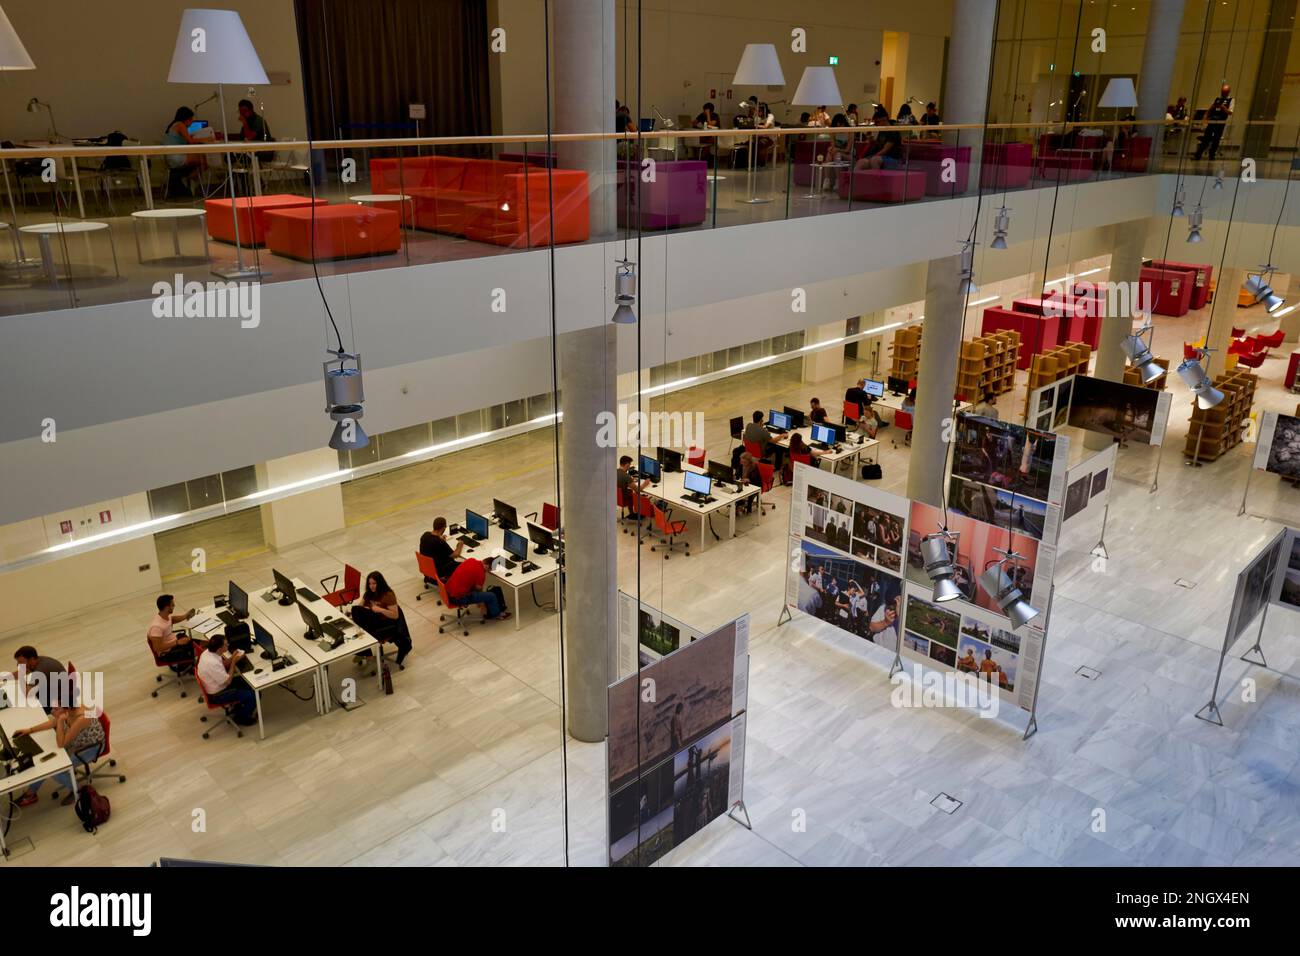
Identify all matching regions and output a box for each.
[861,463,883,480]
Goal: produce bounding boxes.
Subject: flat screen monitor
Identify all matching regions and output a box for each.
[887,376,909,395]
[828,422,848,443]
[639,117,655,132]
[187,120,208,134]
[782,406,806,428]
[768,410,792,430]
[503,529,529,561]
[271,567,294,600]
[638,454,661,481]
[493,499,519,530]
[297,600,321,638]
[864,379,885,398]
[526,521,556,555]
[657,447,683,473]
[707,460,734,484]
[228,581,248,618]
[811,423,836,445]
[465,509,490,539]
[253,620,277,659]
[683,471,712,496]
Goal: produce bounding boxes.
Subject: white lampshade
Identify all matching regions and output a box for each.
[1098,77,1137,109]
[734,43,785,86]
[791,66,842,107]
[0,5,34,69]
[167,8,268,84]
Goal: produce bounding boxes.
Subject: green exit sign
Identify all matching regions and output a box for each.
[828,55,839,65]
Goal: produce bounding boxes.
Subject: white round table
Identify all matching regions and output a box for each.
[349,193,414,227]
[131,208,209,264]
[19,220,119,285]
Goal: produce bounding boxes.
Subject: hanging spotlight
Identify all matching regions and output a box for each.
[324,350,369,451]
[958,240,979,294]
[1176,350,1224,409]
[1120,322,1164,384]
[920,530,963,603]
[978,550,1040,630]
[1186,205,1204,244]
[990,206,1011,250]
[1171,183,1186,217]
[1244,265,1285,314]
[610,259,637,325]
[1212,169,1224,191]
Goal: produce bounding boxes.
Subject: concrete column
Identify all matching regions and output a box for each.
[1135,0,1186,142]
[941,0,997,168]
[802,320,847,383]
[559,324,617,743]
[907,254,963,507]
[258,449,345,550]
[1243,0,1298,160]
[1205,267,1244,379]
[1086,222,1149,450]
[553,0,616,238]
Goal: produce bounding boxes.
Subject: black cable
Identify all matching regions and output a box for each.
[277,682,316,703]
[632,0,645,867]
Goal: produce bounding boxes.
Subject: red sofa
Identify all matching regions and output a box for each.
[264,205,401,261]
[836,168,925,202]
[980,142,1033,190]
[907,142,971,196]
[1112,136,1153,172]
[205,194,328,246]
[369,156,589,246]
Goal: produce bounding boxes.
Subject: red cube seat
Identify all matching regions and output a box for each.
[205,194,327,246]
[263,205,401,261]
[836,168,925,202]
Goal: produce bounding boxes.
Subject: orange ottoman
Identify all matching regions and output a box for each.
[205,194,327,246]
[264,205,402,261]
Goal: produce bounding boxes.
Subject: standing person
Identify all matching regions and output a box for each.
[446,557,512,622]
[11,701,105,807]
[1193,84,1233,161]
[7,646,69,713]
[972,391,1000,420]
[854,105,903,170]
[195,632,257,725]
[161,106,207,199]
[147,594,199,667]
[351,571,412,668]
[419,517,463,582]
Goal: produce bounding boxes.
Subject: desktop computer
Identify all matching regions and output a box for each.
[707,460,736,488]
[271,567,296,606]
[810,423,837,449]
[864,379,885,398]
[887,376,909,396]
[638,453,662,484]
[253,620,278,661]
[782,406,807,429]
[682,470,714,504]
[766,410,792,433]
[493,498,520,531]
[657,447,683,472]
[526,521,557,556]
[464,509,490,542]
[218,581,249,628]
[503,529,538,572]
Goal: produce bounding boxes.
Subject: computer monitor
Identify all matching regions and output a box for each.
[707,460,734,484]
[657,447,683,473]
[526,521,556,555]
[297,600,322,639]
[782,406,806,428]
[811,423,836,445]
[828,422,848,444]
[253,620,278,660]
[271,567,295,604]
[864,379,885,398]
[465,509,489,540]
[503,529,529,561]
[729,416,744,439]
[187,120,208,134]
[683,471,712,497]
[228,581,248,619]
[638,117,655,133]
[887,376,909,395]
[638,454,662,482]
[493,498,519,530]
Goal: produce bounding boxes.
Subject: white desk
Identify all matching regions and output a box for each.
[0,678,73,858]
[639,465,761,552]
[868,392,972,417]
[772,426,878,478]
[249,575,380,710]
[453,521,561,632]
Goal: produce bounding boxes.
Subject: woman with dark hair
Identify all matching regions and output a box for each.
[162,106,206,199]
[351,570,413,669]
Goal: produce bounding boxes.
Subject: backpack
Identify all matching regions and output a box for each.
[861,463,883,480]
[75,785,111,833]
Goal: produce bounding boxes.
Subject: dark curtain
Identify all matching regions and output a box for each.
[294,0,492,141]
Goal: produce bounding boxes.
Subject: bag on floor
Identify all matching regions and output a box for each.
[75,785,111,833]
[861,463,883,480]
[382,662,394,696]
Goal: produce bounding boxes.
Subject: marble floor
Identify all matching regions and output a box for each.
[3,285,1300,867]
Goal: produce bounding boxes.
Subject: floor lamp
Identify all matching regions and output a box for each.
[0,3,39,271]
[168,8,269,280]
[733,43,785,204]
[1098,77,1137,171]
[792,67,844,198]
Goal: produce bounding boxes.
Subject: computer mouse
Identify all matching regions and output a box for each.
[254,668,264,675]
[505,572,513,577]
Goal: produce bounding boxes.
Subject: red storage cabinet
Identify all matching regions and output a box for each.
[1149,260,1213,310]
[981,307,1060,369]
[1139,266,1195,317]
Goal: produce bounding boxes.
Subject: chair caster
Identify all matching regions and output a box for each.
[180,692,187,699]
[156,675,163,683]
[236,730,244,738]
[151,690,159,698]
[117,775,126,783]
[200,715,208,722]
[203,731,211,739]
[109,759,117,767]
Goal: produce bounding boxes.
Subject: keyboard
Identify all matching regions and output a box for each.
[499,558,518,571]
[764,424,786,433]
[217,609,242,627]
[457,535,477,547]
[682,494,716,506]
[321,620,345,640]
[296,587,320,602]
[235,655,254,674]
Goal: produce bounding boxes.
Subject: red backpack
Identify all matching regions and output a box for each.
[75,785,111,833]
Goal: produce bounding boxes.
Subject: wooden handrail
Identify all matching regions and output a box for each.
[0,117,1279,161]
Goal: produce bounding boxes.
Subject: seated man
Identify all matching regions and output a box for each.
[419,516,462,582]
[853,106,903,170]
[148,593,199,667]
[445,557,511,622]
[742,410,784,470]
[809,398,828,424]
[7,646,70,713]
[195,632,257,725]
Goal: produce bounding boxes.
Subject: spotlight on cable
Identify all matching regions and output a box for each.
[1244,266,1285,314]
[1120,323,1164,384]
[324,350,369,451]
[1187,205,1204,244]
[1171,184,1186,217]
[610,259,638,325]
[990,206,1010,250]
[978,551,1040,630]
[1212,169,1224,191]
[958,240,979,294]
[920,530,962,603]
[1176,351,1224,409]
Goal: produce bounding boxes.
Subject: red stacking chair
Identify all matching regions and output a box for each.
[842,400,860,424]
[743,438,766,460]
[146,634,193,699]
[1228,339,1250,356]
[321,564,361,607]
[756,461,777,516]
[415,551,442,602]
[616,485,639,533]
[53,711,124,801]
[1237,350,1267,368]
[526,502,561,532]
[432,567,488,635]
[687,447,706,468]
[1183,342,1200,360]
[650,504,689,558]
[195,666,243,740]
[1256,329,1285,349]
[893,410,913,447]
[1230,326,1245,338]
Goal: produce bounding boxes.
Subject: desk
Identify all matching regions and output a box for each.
[639,465,760,552]
[0,678,73,858]
[350,193,415,227]
[771,426,877,478]
[247,576,380,712]
[20,221,120,285]
[455,524,561,632]
[806,160,849,198]
[131,208,208,263]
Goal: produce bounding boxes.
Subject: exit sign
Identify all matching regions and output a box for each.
[828,55,839,65]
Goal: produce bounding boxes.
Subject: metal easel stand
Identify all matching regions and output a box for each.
[1021,585,1054,741]
[1241,603,1269,667]
[1091,498,1110,560]
[1238,464,1253,517]
[1184,423,1206,470]
[727,801,753,830]
[214,85,266,281]
[1150,440,1164,493]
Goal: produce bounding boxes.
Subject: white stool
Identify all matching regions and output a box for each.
[19,220,120,285]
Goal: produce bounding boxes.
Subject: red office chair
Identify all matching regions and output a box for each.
[1256,329,1285,349]
[524,502,561,532]
[429,564,487,635]
[1230,326,1245,338]
[892,410,913,447]
[1237,350,1268,368]
[415,552,442,601]
[743,439,766,460]
[650,504,690,558]
[635,492,657,543]
[195,666,243,740]
[616,486,640,534]
[321,564,361,607]
[842,400,860,424]
[146,634,193,699]
[1183,342,1200,360]
[756,462,777,516]
[1228,338,1251,356]
[687,447,706,468]
[52,711,124,802]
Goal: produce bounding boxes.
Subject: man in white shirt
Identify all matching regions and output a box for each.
[196,632,257,725]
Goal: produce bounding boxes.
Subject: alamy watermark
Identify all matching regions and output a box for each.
[1045,280,1147,320]
[890,664,1001,718]
[151,274,260,328]
[595,404,704,449]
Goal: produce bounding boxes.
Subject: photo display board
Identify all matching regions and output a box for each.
[1029,374,1173,446]
[616,590,707,679]
[1060,443,1117,528]
[1279,530,1300,610]
[1253,412,1300,481]
[1225,530,1288,644]
[606,613,749,867]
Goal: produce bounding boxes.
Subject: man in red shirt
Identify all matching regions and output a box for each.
[445,558,510,621]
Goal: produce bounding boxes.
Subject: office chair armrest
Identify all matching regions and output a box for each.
[71,740,101,767]
[320,574,339,595]
[524,511,539,522]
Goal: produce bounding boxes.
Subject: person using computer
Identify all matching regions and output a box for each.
[420,517,462,582]
[351,571,413,669]
[902,388,917,416]
[161,106,208,200]
[7,646,69,713]
[786,433,824,474]
[445,557,511,622]
[809,398,828,424]
[148,594,199,667]
[617,456,650,517]
[195,632,257,726]
[11,700,105,808]
[844,379,870,413]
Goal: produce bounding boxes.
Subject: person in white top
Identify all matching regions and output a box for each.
[196,632,257,725]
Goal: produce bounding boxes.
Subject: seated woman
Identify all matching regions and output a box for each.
[13,702,105,807]
[351,571,413,669]
[829,113,853,163]
[784,433,824,483]
[162,106,207,199]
